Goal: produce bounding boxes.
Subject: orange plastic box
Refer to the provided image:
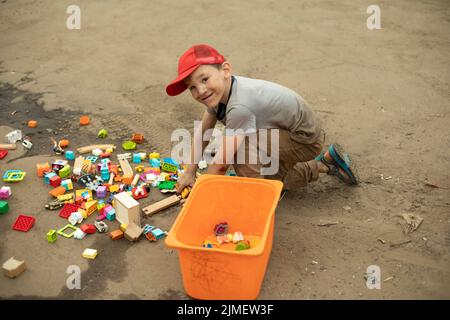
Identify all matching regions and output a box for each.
[165,174,283,300]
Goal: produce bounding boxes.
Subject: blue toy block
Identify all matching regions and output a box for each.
[96,186,107,198]
[133,153,141,164]
[162,158,179,168]
[106,211,115,221]
[151,228,166,240]
[44,172,57,185]
[149,158,160,168]
[65,150,75,160]
[86,156,98,163]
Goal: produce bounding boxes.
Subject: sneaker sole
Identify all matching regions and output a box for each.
[329,143,359,185]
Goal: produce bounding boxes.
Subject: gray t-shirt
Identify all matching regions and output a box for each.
[206,75,321,144]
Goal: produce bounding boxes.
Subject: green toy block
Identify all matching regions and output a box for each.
[161,162,178,173]
[97,129,108,138]
[0,201,9,214]
[58,165,71,179]
[47,230,57,243]
[57,224,78,238]
[158,180,176,190]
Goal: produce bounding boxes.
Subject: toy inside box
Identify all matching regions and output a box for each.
[165,174,283,300]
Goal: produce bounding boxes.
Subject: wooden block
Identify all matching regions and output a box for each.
[119,159,133,176]
[2,257,26,278]
[49,186,66,198]
[142,195,180,216]
[124,223,143,241]
[114,192,140,226]
[110,229,124,240]
[0,144,17,150]
[73,156,85,175]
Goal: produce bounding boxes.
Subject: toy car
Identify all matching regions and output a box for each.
[94,220,109,233]
[45,200,64,210]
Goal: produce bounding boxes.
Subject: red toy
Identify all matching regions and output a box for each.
[12,215,35,232]
[49,175,61,187]
[80,224,96,234]
[59,203,80,219]
[0,150,8,159]
[131,186,148,200]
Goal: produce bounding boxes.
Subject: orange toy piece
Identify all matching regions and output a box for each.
[37,163,51,177]
[59,139,70,148]
[131,133,144,143]
[28,120,38,128]
[49,186,66,198]
[80,116,90,126]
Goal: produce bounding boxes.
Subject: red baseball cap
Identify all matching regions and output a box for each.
[166,44,225,96]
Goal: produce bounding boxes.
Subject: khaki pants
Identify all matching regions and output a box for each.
[233,129,325,189]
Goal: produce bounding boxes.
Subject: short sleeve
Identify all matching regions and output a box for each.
[224,106,257,136]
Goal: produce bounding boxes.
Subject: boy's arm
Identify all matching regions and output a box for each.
[176,111,216,193]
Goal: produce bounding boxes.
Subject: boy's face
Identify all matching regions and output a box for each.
[184,63,232,109]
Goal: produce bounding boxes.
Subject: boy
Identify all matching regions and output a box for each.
[166,44,358,193]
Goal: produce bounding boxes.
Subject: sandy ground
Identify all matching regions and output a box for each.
[1,0,449,299]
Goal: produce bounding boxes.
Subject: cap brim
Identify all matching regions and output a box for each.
[166,64,200,96]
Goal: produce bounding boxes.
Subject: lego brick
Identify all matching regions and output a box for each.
[80,224,96,234]
[47,230,57,243]
[0,201,9,214]
[109,185,119,193]
[65,150,75,160]
[3,170,26,182]
[73,229,86,240]
[85,200,98,216]
[12,215,35,232]
[96,186,107,198]
[49,175,61,187]
[110,229,124,240]
[82,248,97,259]
[37,163,51,177]
[59,203,80,219]
[0,149,8,159]
[0,186,11,199]
[57,224,78,238]
[2,257,26,278]
[49,186,66,198]
[58,165,71,179]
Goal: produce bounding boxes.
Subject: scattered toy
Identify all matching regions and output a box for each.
[2,257,26,278]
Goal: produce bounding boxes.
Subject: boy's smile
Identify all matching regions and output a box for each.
[184,63,232,110]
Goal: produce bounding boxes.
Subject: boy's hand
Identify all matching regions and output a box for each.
[176,172,196,194]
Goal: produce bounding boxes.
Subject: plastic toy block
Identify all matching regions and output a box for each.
[12,215,35,232]
[0,201,9,214]
[44,172,57,184]
[122,175,133,185]
[59,203,80,219]
[68,211,83,225]
[85,200,98,216]
[106,210,115,221]
[57,224,78,238]
[2,257,26,278]
[124,223,143,241]
[96,212,106,221]
[122,141,136,151]
[80,224,96,234]
[65,150,75,160]
[0,186,11,199]
[97,129,108,138]
[58,165,71,179]
[100,152,111,158]
[76,189,92,201]
[85,156,98,163]
[92,148,103,157]
[61,179,73,191]
[109,185,119,193]
[37,163,51,177]
[149,158,160,168]
[82,248,97,259]
[120,223,128,232]
[49,186,66,198]
[161,162,178,173]
[52,160,68,170]
[97,201,105,210]
[0,149,8,159]
[96,186,107,198]
[75,196,84,205]
[49,175,61,187]
[131,186,148,200]
[132,153,141,164]
[73,229,86,240]
[158,180,176,190]
[110,229,124,240]
[3,170,26,182]
[149,152,160,159]
[131,133,144,143]
[150,228,166,240]
[47,230,57,243]
[78,208,87,219]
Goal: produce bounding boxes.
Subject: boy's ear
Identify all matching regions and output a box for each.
[221,61,232,78]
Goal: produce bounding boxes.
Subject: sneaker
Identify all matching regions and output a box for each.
[316,144,359,185]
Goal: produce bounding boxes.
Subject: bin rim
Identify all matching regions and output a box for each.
[165,174,283,256]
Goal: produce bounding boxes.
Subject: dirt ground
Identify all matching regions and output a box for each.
[0,0,449,300]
